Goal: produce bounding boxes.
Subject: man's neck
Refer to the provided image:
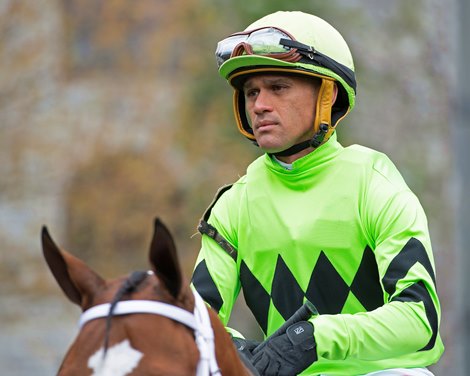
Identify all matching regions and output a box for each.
[275,146,315,164]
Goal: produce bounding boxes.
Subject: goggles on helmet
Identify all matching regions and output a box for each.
[215,26,356,90]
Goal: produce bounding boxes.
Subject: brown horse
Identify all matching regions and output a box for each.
[42,218,255,376]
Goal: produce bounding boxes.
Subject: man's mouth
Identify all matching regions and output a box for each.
[255,120,277,130]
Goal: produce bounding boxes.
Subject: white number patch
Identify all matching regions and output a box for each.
[88,339,143,376]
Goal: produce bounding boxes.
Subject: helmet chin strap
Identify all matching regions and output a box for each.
[271,123,329,157]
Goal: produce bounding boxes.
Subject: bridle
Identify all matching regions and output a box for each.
[78,270,221,376]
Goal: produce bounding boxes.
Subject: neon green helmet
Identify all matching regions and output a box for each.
[215,11,357,154]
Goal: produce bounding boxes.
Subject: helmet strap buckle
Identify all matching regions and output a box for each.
[310,123,329,149]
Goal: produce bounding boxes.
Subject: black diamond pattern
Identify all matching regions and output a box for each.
[393,281,438,351]
[191,260,224,313]
[305,251,350,314]
[240,260,271,334]
[384,237,438,351]
[198,244,398,336]
[271,255,305,320]
[382,237,436,297]
[350,246,384,311]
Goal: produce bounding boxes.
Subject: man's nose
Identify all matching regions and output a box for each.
[253,90,273,114]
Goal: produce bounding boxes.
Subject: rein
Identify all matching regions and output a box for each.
[78,270,221,376]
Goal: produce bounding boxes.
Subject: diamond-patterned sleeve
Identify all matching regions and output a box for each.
[311,155,444,365]
[191,181,243,327]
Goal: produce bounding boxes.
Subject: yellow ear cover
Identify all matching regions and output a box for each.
[314,79,335,133]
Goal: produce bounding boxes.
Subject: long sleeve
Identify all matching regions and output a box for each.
[313,188,440,361]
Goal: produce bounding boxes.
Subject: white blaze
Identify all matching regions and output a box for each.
[88,339,143,376]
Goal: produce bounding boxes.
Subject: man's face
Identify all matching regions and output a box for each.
[243,74,319,154]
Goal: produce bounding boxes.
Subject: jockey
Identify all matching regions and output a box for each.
[191,10,444,376]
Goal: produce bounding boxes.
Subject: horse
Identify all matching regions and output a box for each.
[42,217,256,376]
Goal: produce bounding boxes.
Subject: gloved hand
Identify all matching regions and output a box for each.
[251,321,317,376]
[232,337,261,360]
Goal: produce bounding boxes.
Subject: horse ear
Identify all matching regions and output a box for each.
[41,226,104,307]
[149,218,182,299]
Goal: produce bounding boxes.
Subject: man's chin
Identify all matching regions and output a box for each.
[256,139,287,154]
[259,146,285,154]
[258,141,294,154]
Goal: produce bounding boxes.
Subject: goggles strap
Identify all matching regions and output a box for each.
[280,39,356,90]
[231,42,254,58]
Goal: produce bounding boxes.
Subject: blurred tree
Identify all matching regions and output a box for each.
[64,149,191,276]
[62,0,189,76]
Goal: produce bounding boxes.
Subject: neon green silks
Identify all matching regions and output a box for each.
[193,133,444,375]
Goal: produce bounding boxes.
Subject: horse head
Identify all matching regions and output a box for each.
[42,218,253,376]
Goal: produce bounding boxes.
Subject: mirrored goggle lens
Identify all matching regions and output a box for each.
[215,27,292,68]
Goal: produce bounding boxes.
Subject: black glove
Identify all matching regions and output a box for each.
[232,337,261,360]
[252,321,317,376]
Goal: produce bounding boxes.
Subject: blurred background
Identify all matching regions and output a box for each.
[0,0,466,374]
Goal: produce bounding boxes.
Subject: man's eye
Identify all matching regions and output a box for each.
[272,84,286,91]
[245,89,258,97]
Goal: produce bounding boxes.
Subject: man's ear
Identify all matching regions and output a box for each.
[332,82,339,105]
